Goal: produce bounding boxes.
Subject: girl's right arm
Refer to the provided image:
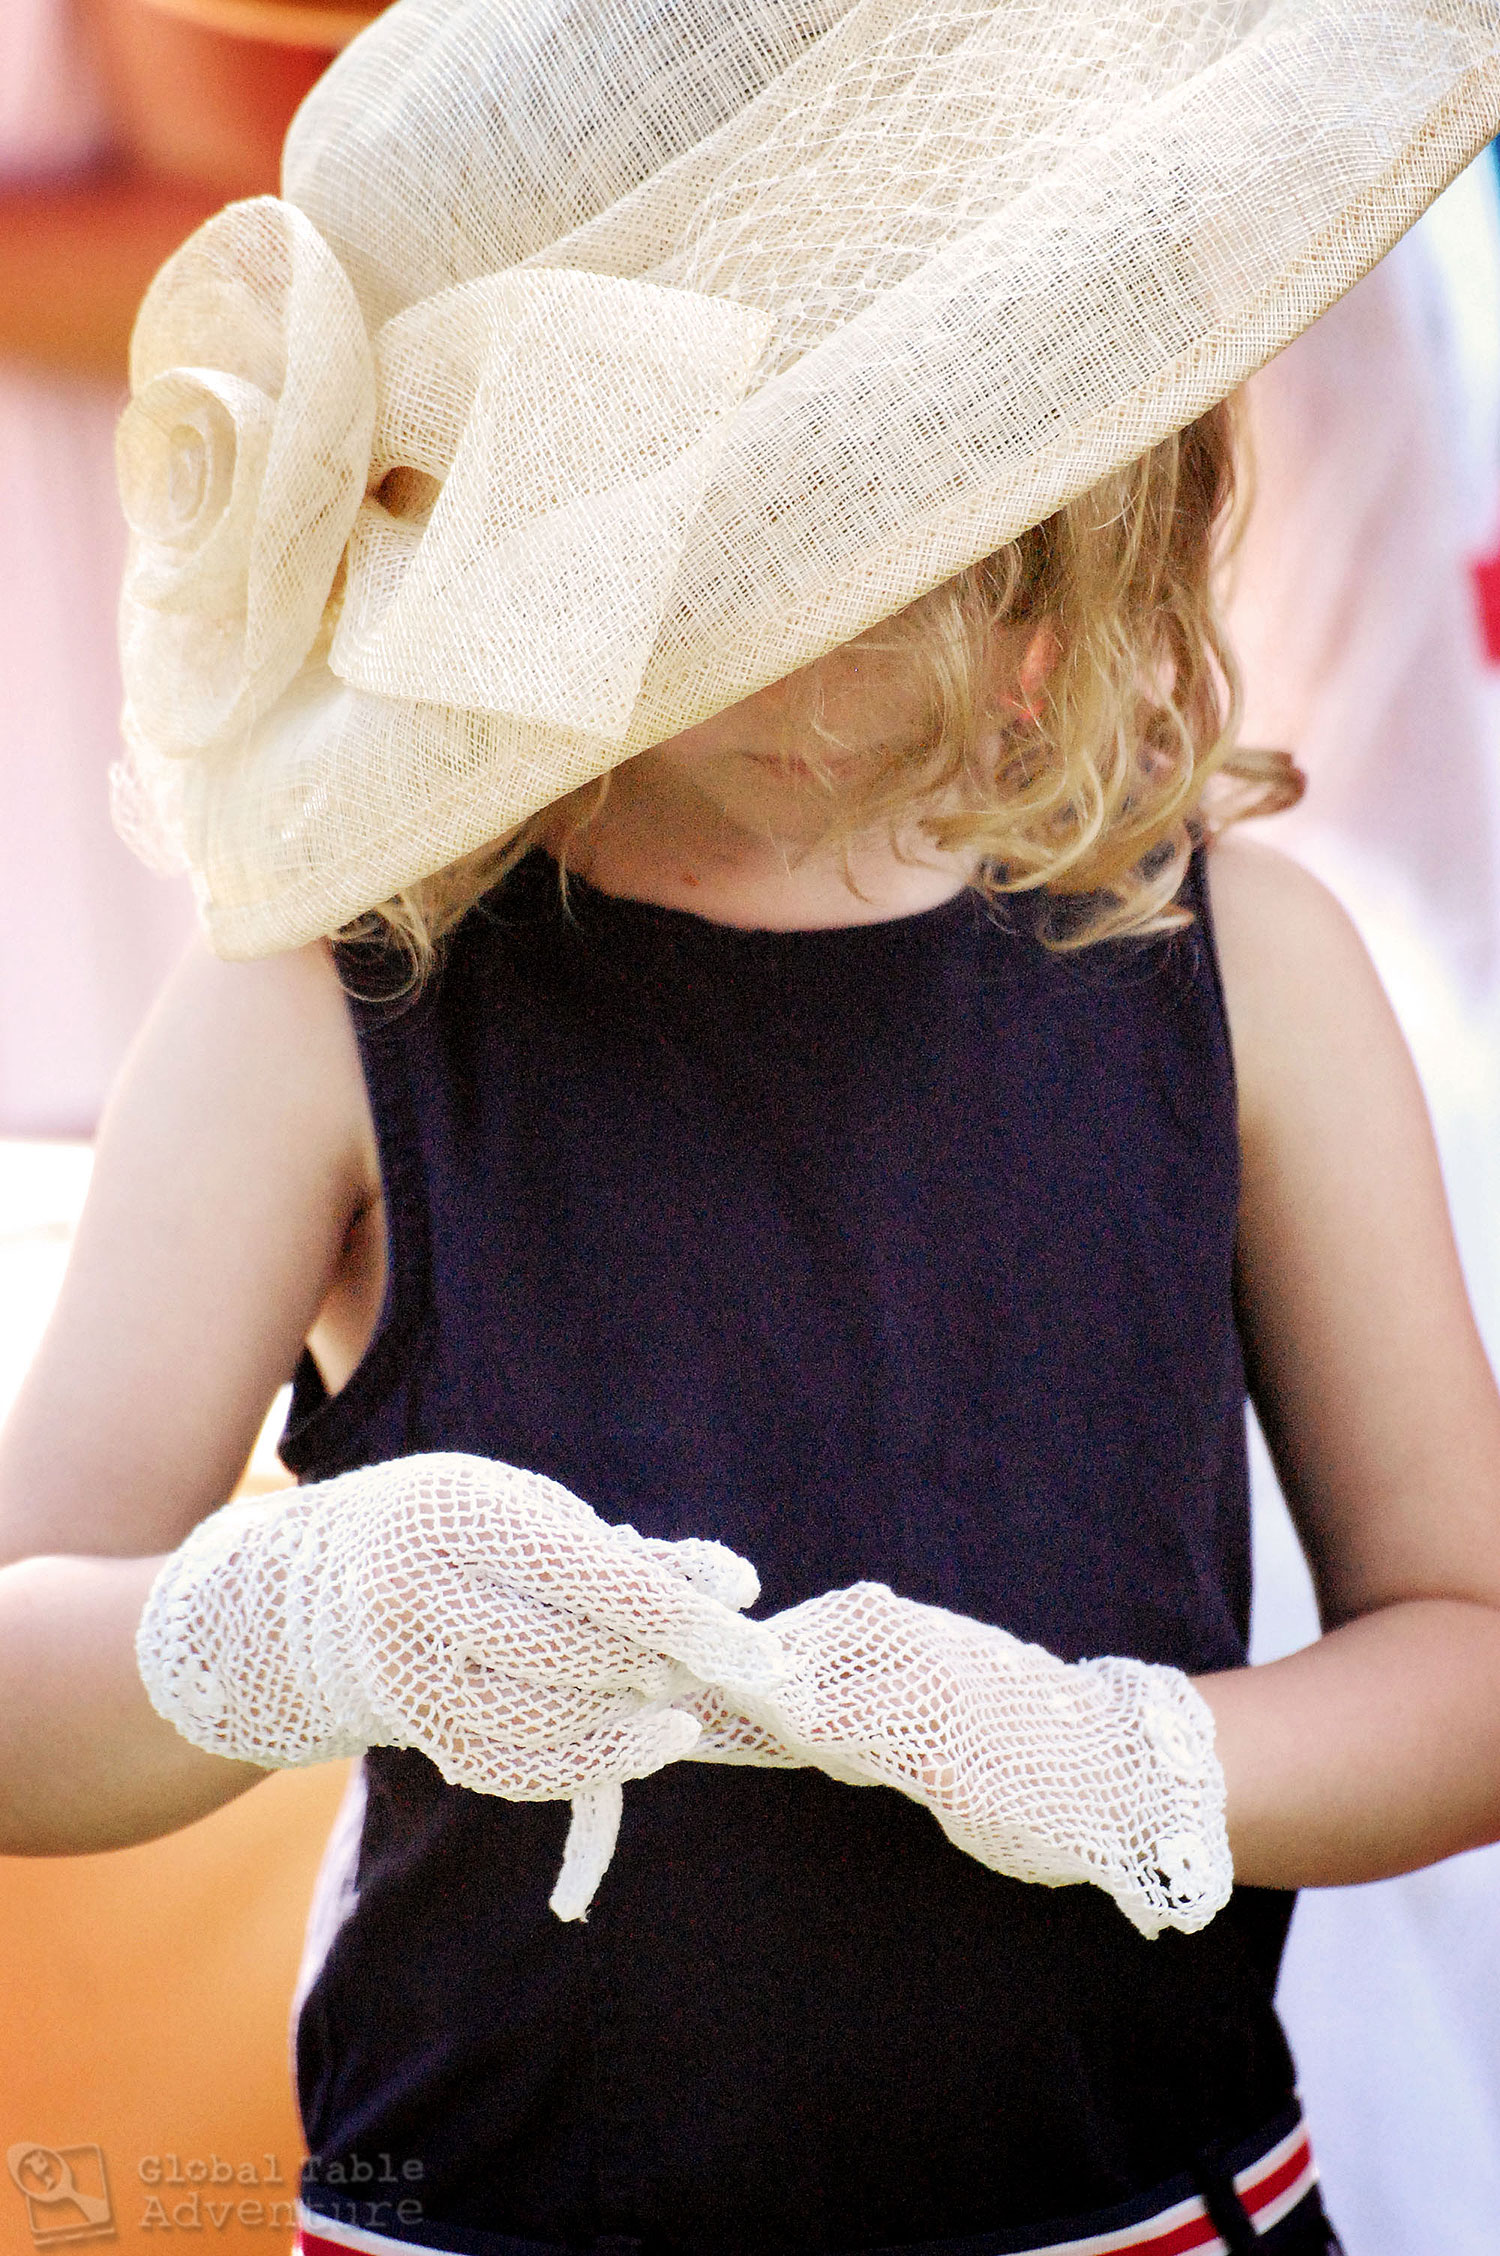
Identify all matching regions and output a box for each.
[0,936,380,1853]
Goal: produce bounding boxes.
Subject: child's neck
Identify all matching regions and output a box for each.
[552,754,978,932]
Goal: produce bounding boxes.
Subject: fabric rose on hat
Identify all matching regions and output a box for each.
[116,196,376,760]
[113,187,770,954]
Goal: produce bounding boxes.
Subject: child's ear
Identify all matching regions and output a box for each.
[982,622,1061,735]
[1017,624,1062,720]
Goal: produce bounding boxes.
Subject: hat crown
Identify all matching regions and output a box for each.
[282,0,847,331]
[282,0,1281,350]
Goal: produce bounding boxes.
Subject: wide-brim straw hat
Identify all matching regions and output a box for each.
[114,0,1500,958]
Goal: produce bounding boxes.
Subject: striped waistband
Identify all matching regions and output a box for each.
[295,2106,1319,2256]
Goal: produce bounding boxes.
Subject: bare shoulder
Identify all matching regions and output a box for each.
[149,931,358,1067]
[0,937,378,1561]
[1203,828,1368,987]
[123,935,375,1177]
[86,932,384,1342]
[1201,829,1408,1143]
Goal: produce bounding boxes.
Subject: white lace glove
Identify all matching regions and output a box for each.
[136,1452,785,1917]
[682,1582,1231,1938]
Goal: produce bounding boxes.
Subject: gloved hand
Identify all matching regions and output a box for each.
[136,1452,785,1916]
[681,1582,1231,1937]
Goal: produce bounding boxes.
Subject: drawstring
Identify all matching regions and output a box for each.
[1189,2143,1259,2256]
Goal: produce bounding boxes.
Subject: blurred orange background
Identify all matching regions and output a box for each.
[1,11,379,2250]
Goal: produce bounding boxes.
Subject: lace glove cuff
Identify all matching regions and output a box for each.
[137,1489,367,1768]
[948,1649,1233,1938]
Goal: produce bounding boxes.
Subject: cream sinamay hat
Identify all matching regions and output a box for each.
[114,0,1500,957]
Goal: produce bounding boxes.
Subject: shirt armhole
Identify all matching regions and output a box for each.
[278,982,434,1479]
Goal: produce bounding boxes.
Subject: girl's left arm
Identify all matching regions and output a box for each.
[1202,833,1500,1887]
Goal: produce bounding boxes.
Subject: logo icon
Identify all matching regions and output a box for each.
[6,2145,114,2247]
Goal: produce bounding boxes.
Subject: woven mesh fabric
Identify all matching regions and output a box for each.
[685,1581,1233,1938]
[112,0,1500,957]
[134,1452,783,1797]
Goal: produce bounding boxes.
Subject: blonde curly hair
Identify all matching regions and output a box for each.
[348,397,1298,971]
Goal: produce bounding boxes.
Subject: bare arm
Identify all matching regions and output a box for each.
[0,937,378,1850]
[1199,835,1500,1885]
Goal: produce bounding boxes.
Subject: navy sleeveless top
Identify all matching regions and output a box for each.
[282,848,1299,2253]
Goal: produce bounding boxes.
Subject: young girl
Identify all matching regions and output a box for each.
[5,3,1500,2252]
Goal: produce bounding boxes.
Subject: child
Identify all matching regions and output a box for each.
[5,3,1500,2252]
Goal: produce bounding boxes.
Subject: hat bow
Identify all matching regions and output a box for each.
[116,196,771,767]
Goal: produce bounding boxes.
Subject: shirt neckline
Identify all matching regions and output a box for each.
[511,850,995,958]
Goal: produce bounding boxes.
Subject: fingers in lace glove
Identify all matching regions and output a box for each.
[421,1706,704,1799]
[733,1582,1232,1937]
[309,1456,785,1716]
[137,1455,782,1789]
[136,1454,783,1924]
[634,1534,760,1612]
[318,1565,698,1757]
[673,1679,804,1768]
